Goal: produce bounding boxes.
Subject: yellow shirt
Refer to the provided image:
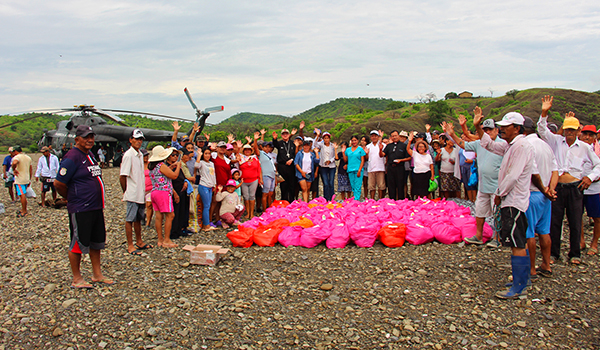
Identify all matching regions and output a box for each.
[12,153,32,185]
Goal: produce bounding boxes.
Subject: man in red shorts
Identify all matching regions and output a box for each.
[55,125,114,289]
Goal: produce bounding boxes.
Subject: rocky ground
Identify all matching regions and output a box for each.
[1,159,599,350]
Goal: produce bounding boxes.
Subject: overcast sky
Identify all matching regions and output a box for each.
[1,0,599,123]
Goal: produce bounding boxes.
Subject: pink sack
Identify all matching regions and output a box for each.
[300,224,332,248]
[452,216,478,241]
[278,226,303,247]
[349,221,380,248]
[405,223,435,245]
[431,220,462,245]
[326,222,351,249]
[483,222,494,241]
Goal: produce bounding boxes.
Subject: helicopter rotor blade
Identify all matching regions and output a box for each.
[184,87,199,111]
[0,114,48,129]
[203,106,224,114]
[92,108,128,126]
[103,109,192,121]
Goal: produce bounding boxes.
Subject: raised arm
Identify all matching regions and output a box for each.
[458,114,478,141]
[472,107,485,139]
[442,121,465,149]
[406,133,414,156]
[171,121,181,142]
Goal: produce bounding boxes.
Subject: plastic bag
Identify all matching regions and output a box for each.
[300,224,332,248]
[272,200,290,208]
[405,223,434,245]
[278,226,303,247]
[431,220,462,244]
[227,226,254,248]
[349,221,380,248]
[253,227,282,247]
[468,162,478,187]
[290,217,314,228]
[26,186,36,198]
[326,223,350,249]
[428,178,438,192]
[377,223,406,248]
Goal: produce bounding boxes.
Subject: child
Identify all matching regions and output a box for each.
[216,179,245,228]
[231,169,242,197]
[406,133,434,199]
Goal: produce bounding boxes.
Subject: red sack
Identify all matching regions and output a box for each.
[253,226,282,247]
[377,223,406,248]
[326,223,350,249]
[405,223,434,245]
[227,226,254,248]
[278,226,303,247]
[272,200,290,208]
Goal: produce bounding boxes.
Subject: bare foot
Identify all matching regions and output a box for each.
[163,241,178,248]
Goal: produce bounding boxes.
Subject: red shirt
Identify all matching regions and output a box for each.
[239,156,261,183]
[212,155,231,186]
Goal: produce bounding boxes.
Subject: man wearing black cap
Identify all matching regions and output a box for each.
[120,129,152,255]
[55,125,113,288]
[273,123,303,202]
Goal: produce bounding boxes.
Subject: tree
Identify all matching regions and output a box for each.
[427,100,451,125]
[444,92,458,100]
[506,89,520,100]
[385,101,408,110]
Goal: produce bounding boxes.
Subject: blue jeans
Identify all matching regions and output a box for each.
[320,167,336,201]
[348,171,362,201]
[198,185,213,226]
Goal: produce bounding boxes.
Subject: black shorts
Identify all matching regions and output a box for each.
[69,209,106,254]
[41,177,55,193]
[500,207,528,249]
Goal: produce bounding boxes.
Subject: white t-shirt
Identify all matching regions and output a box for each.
[413,152,433,174]
[440,147,457,173]
[120,147,146,204]
[366,143,386,172]
[302,152,312,174]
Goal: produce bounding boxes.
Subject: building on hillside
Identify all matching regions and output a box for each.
[459,91,473,98]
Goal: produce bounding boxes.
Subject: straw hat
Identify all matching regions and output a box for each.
[149,145,175,162]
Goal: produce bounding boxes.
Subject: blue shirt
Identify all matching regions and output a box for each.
[464,138,505,194]
[345,147,366,173]
[259,150,276,179]
[56,147,105,213]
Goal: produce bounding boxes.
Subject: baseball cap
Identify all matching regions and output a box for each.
[264,141,274,148]
[581,125,597,133]
[496,112,524,126]
[41,146,50,153]
[522,117,535,130]
[322,131,331,137]
[13,146,22,152]
[416,133,426,139]
[217,141,227,147]
[7,147,14,153]
[76,125,95,137]
[226,143,234,150]
[548,123,558,133]
[131,129,145,139]
[370,130,379,135]
[303,139,313,145]
[182,135,190,141]
[481,119,496,129]
[257,140,265,146]
[281,129,290,134]
[563,117,580,130]
[294,135,303,140]
[226,179,237,187]
[399,131,409,137]
[432,130,441,135]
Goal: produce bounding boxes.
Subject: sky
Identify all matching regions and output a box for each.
[1,0,599,124]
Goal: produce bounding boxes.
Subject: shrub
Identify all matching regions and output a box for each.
[506,89,520,99]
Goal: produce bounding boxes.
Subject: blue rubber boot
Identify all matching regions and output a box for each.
[496,255,530,299]
[504,250,532,287]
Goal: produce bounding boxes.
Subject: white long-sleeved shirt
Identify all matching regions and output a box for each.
[480,133,535,213]
[35,154,59,179]
[537,115,600,182]
[525,134,558,192]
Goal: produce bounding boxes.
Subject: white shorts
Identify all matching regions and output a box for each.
[475,191,494,218]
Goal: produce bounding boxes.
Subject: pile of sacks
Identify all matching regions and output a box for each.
[227,197,494,249]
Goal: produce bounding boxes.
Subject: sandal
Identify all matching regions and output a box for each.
[129,249,143,256]
[135,243,154,250]
[71,281,94,289]
[586,247,598,256]
[92,278,115,285]
[536,267,553,278]
[569,257,582,265]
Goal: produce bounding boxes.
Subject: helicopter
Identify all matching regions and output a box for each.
[0,88,223,166]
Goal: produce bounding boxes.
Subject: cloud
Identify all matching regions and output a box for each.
[1,0,599,123]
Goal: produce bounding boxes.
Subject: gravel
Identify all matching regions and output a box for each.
[0,162,599,349]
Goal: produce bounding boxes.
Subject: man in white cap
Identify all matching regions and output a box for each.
[537,96,600,265]
[476,112,535,299]
[120,129,152,255]
[366,130,386,199]
[35,146,60,207]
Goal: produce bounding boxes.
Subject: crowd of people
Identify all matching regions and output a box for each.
[3,95,600,298]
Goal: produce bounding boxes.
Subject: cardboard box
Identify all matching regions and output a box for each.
[182,244,229,266]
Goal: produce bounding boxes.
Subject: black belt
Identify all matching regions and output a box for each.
[557,181,581,188]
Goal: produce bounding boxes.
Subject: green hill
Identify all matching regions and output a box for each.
[3,88,600,151]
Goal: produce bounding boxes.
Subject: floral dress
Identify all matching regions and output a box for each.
[149,162,173,194]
